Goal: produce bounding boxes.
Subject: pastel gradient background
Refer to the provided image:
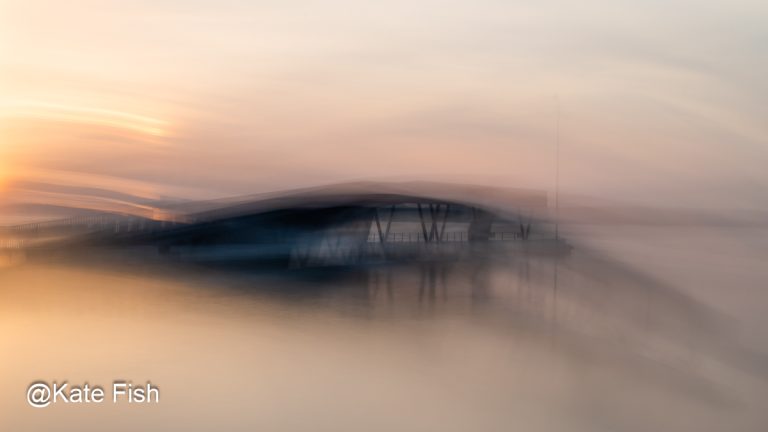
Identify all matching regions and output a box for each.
[1,0,766,221]
[2,3,768,431]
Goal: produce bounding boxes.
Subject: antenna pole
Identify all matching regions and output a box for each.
[555,98,561,241]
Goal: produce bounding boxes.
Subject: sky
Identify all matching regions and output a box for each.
[1,0,767,220]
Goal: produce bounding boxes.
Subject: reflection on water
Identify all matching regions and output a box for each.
[1,227,768,431]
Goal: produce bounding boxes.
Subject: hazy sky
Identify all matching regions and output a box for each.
[1,0,767,214]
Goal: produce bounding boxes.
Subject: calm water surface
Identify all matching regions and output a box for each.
[1,226,767,431]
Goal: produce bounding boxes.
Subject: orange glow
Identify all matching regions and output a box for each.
[0,168,7,194]
[0,101,169,137]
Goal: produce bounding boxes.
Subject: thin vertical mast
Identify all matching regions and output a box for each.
[552,98,562,336]
[555,98,561,241]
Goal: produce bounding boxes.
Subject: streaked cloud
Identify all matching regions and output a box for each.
[0,101,169,137]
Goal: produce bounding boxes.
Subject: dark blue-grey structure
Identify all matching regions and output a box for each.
[9,182,566,267]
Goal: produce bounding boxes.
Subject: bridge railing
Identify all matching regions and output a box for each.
[0,238,31,250]
[367,231,522,243]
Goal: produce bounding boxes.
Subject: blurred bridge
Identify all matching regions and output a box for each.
[2,182,569,266]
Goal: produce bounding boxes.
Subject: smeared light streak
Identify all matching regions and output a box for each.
[0,101,169,137]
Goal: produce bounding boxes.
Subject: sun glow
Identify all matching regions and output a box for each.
[0,101,169,137]
[0,168,7,194]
